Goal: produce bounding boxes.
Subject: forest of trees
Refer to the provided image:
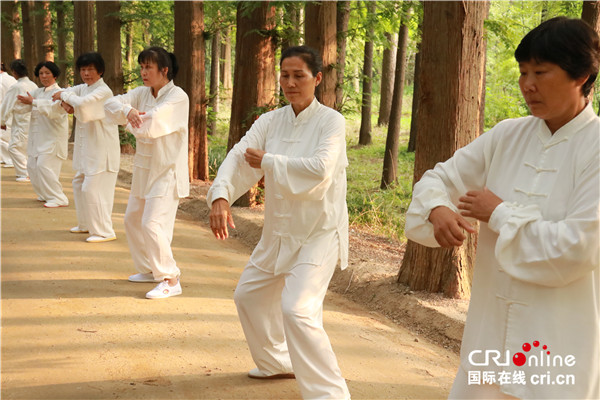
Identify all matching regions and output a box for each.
[1,0,599,298]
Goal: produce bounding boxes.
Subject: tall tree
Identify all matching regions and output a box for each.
[281,2,301,51]
[73,1,95,85]
[0,0,21,66]
[20,1,37,76]
[380,7,411,189]
[174,1,208,181]
[96,1,123,96]
[34,1,53,62]
[582,1,600,37]
[358,1,376,146]
[407,49,421,153]
[228,1,276,206]
[209,25,221,135]
[398,1,488,299]
[335,0,351,111]
[305,1,337,108]
[377,32,397,126]
[220,25,233,92]
[55,1,68,87]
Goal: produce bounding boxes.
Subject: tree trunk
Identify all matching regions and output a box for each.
[55,1,68,87]
[20,1,37,76]
[0,0,21,66]
[220,25,233,92]
[209,27,221,135]
[335,0,351,111]
[582,0,600,31]
[380,9,410,188]
[398,1,487,299]
[358,2,376,146]
[281,2,300,51]
[73,1,95,84]
[377,32,397,126]
[174,1,208,182]
[96,1,123,96]
[34,1,53,62]
[304,1,337,108]
[407,49,421,153]
[228,1,276,206]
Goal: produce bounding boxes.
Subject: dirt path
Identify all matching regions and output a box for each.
[1,163,459,400]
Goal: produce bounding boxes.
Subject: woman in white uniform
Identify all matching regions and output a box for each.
[1,62,18,166]
[52,52,120,243]
[405,17,599,399]
[0,59,38,182]
[105,47,189,300]
[208,46,350,400]
[17,61,69,208]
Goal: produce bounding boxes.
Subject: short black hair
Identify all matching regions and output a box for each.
[9,59,28,78]
[280,46,322,77]
[138,47,179,81]
[75,52,105,76]
[35,61,61,78]
[515,17,600,97]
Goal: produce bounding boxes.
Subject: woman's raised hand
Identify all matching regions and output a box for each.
[428,206,476,248]
[17,92,33,105]
[127,108,146,129]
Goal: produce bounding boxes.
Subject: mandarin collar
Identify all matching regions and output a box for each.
[286,97,320,124]
[87,77,104,88]
[536,102,597,145]
[44,82,59,92]
[154,80,174,100]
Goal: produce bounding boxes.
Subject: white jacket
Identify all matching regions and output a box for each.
[0,77,38,137]
[25,83,69,159]
[208,98,349,275]
[60,78,119,175]
[405,102,599,399]
[104,80,189,199]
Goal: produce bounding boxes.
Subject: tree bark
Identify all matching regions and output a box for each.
[407,49,421,153]
[20,1,37,76]
[55,1,68,87]
[0,0,21,66]
[228,1,276,207]
[335,0,351,111]
[220,25,233,92]
[582,0,600,31]
[34,1,53,62]
[377,32,397,126]
[96,1,123,96]
[304,1,337,108]
[209,27,221,135]
[73,1,95,85]
[174,1,208,182]
[380,9,410,188]
[398,1,487,299]
[281,2,300,51]
[358,1,376,146]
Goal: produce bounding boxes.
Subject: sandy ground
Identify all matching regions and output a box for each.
[1,162,459,400]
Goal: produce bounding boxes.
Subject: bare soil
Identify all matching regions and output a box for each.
[1,154,463,399]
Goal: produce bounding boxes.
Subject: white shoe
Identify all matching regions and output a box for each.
[247,368,295,380]
[44,202,68,208]
[2,164,14,168]
[86,235,117,243]
[128,273,159,283]
[146,280,182,299]
[70,226,89,234]
[16,177,30,182]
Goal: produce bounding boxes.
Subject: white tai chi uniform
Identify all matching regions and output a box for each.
[207,98,351,400]
[24,83,69,205]
[0,76,38,178]
[0,71,17,164]
[405,102,599,400]
[60,78,120,238]
[105,81,189,281]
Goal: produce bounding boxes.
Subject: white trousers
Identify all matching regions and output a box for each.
[123,184,181,281]
[234,240,350,400]
[28,153,68,205]
[1,127,12,164]
[8,130,27,178]
[449,367,518,399]
[72,170,117,238]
